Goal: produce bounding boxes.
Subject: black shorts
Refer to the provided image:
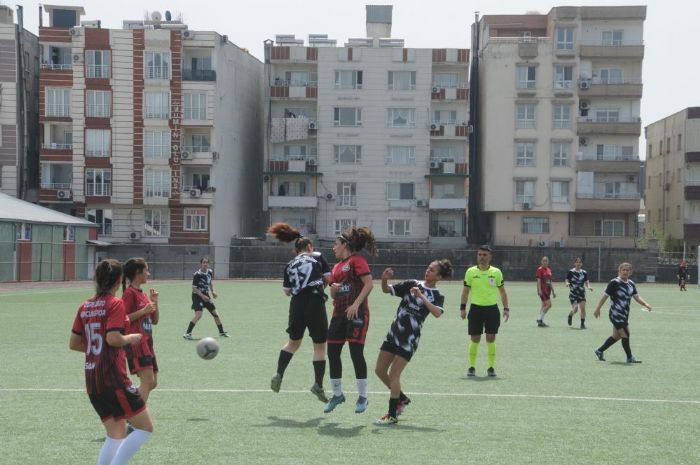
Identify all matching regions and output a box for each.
[380,340,414,362]
[89,385,146,421]
[192,294,216,312]
[287,292,328,343]
[327,306,369,345]
[127,354,159,375]
[467,304,500,335]
[610,314,629,330]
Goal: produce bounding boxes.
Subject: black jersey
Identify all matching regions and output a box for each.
[604,277,637,324]
[283,252,331,296]
[678,266,688,279]
[385,280,445,355]
[192,269,214,295]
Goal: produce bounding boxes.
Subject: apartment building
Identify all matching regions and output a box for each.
[645,107,700,247]
[474,6,645,247]
[0,5,40,200]
[38,5,263,273]
[263,5,470,243]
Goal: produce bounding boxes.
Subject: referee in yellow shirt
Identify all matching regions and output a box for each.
[460,245,510,377]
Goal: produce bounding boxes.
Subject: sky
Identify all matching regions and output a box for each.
[10,0,700,158]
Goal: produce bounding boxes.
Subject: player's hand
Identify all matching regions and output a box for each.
[149,288,159,302]
[552,292,556,299]
[410,287,425,300]
[329,283,340,298]
[382,268,394,280]
[588,286,594,292]
[201,295,210,302]
[460,309,467,320]
[141,303,156,315]
[503,308,510,322]
[645,304,653,312]
[346,303,360,319]
[212,291,218,299]
[594,308,601,319]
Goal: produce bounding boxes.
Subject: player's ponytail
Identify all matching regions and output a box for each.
[267,222,312,252]
[341,226,377,256]
[95,259,123,296]
[434,259,454,279]
[122,257,148,291]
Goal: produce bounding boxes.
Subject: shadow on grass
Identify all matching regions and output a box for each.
[254,416,367,438]
[371,423,444,433]
[609,361,639,366]
[187,418,211,422]
[459,376,504,382]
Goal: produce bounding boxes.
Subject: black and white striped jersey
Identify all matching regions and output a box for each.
[386,280,445,355]
[283,252,331,296]
[192,269,214,295]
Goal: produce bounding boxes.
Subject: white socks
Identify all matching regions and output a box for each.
[330,378,343,397]
[110,429,152,465]
[357,379,368,398]
[97,437,123,465]
[538,311,545,321]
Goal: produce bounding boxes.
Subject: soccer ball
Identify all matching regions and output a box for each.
[196,337,220,360]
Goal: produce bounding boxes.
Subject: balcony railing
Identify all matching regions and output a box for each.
[576,192,640,199]
[87,105,111,118]
[337,195,357,207]
[41,63,72,70]
[40,182,72,189]
[46,105,71,117]
[42,143,73,150]
[577,151,639,161]
[272,79,318,87]
[86,184,112,196]
[182,69,217,81]
[144,110,169,119]
[86,65,111,79]
[182,145,211,153]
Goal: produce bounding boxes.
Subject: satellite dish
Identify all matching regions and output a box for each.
[165,10,172,21]
[151,11,162,22]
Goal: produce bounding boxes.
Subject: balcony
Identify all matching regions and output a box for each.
[431,85,469,101]
[576,152,641,173]
[426,160,468,177]
[270,80,318,99]
[429,198,467,210]
[577,117,641,136]
[581,80,643,98]
[579,41,644,59]
[266,159,320,175]
[575,191,640,211]
[518,39,538,58]
[41,142,73,151]
[268,196,318,208]
[182,69,216,81]
[429,123,470,139]
[180,186,214,205]
[45,105,71,118]
[41,63,72,70]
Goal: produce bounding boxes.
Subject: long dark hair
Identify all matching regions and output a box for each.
[338,226,377,256]
[122,257,148,291]
[95,259,123,296]
[268,222,312,252]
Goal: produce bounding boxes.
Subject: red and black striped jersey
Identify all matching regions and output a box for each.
[330,254,371,316]
[122,286,154,359]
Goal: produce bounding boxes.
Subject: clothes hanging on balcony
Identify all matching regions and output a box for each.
[271,118,286,143]
[285,116,309,141]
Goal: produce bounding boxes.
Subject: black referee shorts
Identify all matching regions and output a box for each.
[467,304,501,335]
[287,292,328,344]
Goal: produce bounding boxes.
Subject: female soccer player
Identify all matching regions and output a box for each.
[69,259,153,465]
[536,256,556,327]
[122,258,159,402]
[593,262,652,363]
[678,260,689,291]
[565,257,593,329]
[267,223,331,402]
[324,226,376,414]
[374,260,452,425]
[183,257,229,339]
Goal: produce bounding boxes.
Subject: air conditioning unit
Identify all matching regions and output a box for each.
[522,202,532,210]
[183,30,194,39]
[416,199,427,207]
[212,151,219,160]
[263,174,271,182]
[181,151,191,159]
[308,121,317,130]
[72,54,81,62]
[579,101,590,110]
[430,123,438,131]
[579,137,588,147]
[190,189,201,197]
[579,80,591,90]
[70,27,81,36]
[430,161,440,169]
[538,240,547,247]
[326,192,335,201]
[432,86,440,93]
[56,189,71,200]
[307,159,317,166]
[129,231,141,241]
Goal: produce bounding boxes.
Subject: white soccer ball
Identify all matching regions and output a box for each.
[196,337,220,360]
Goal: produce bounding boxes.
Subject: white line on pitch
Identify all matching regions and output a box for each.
[1,387,698,405]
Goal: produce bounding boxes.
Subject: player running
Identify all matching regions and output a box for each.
[324,226,376,414]
[593,262,652,363]
[268,223,331,403]
[69,259,153,465]
[374,260,452,426]
[536,256,556,327]
[183,257,229,339]
[122,258,159,402]
[565,257,593,329]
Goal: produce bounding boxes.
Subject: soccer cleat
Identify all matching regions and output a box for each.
[270,373,283,393]
[323,394,346,413]
[567,314,573,326]
[310,383,328,403]
[626,355,642,364]
[487,367,497,377]
[219,332,230,338]
[396,397,411,416]
[355,396,369,414]
[183,333,193,340]
[537,320,549,327]
[374,413,398,426]
[594,349,605,361]
[467,367,476,377]
[580,323,587,330]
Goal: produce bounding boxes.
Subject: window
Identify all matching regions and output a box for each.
[665,207,670,221]
[85,129,110,157]
[602,30,623,46]
[387,108,416,128]
[144,209,169,237]
[433,73,458,88]
[333,107,361,127]
[678,134,683,151]
[659,140,663,155]
[596,219,624,237]
[516,143,535,167]
[388,71,416,90]
[431,146,458,161]
[337,182,357,207]
[594,109,619,123]
[285,71,315,86]
[334,219,356,235]
[144,130,170,159]
[516,104,536,129]
[277,181,305,196]
[517,66,536,89]
[433,110,457,124]
[86,90,111,117]
[145,51,171,80]
[431,219,457,237]
[515,180,535,203]
[283,145,308,159]
[17,223,32,240]
[555,27,574,50]
[85,168,111,196]
[386,146,415,165]
[553,104,571,129]
[187,134,210,153]
[599,68,623,84]
[86,208,113,235]
[184,93,206,120]
[522,217,550,234]
[190,172,211,191]
[387,183,415,200]
[648,144,652,158]
[184,208,208,231]
[604,182,622,198]
[284,107,312,119]
[596,144,619,160]
[388,219,411,236]
[554,65,574,89]
[85,50,110,78]
[335,70,363,89]
[621,146,634,160]
[552,181,569,203]
[46,87,70,117]
[40,163,72,188]
[144,169,171,198]
[334,145,361,164]
[666,137,671,154]
[144,92,170,119]
[432,183,456,198]
[552,142,569,166]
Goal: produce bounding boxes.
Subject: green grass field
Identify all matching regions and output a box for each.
[1,279,699,465]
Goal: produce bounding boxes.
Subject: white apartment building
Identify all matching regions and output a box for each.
[476,6,645,248]
[263,5,470,243]
[38,5,263,274]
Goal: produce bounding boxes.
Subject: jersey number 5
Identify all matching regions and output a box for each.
[84,322,103,356]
